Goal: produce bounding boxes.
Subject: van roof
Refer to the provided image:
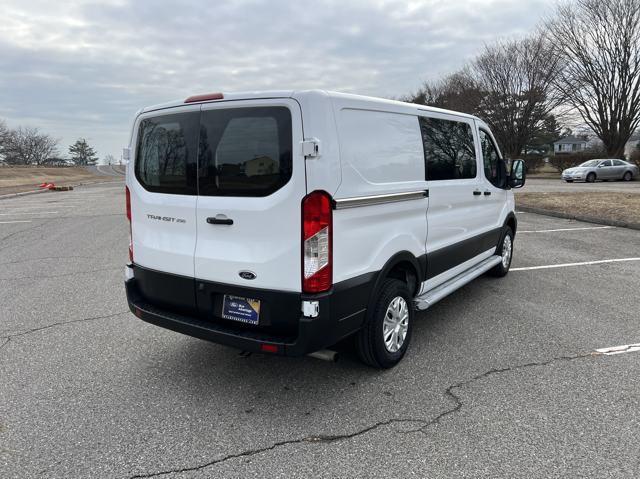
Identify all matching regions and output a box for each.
[140,89,480,121]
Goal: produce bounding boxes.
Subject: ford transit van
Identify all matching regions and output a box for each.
[124,90,525,368]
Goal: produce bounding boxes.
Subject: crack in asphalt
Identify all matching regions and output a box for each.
[0,311,129,352]
[0,221,49,246]
[127,351,599,478]
[0,266,121,281]
[404,351,599,437]
[128,417,425,479]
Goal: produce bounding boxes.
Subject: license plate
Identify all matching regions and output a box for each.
[222,295,260,325]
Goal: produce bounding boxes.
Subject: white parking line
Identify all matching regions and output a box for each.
[511,257,640,271]
[519,226,614,233]
[0,220,32,224]
[596,344,640,355]
[0,211,59,216]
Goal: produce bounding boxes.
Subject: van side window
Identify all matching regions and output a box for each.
[135,112,199,194]
[419,117,477,181]
[479,129,503,188]
[198,107,292,197]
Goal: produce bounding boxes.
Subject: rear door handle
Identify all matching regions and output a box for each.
[484,191,492,196]
[473,190,482,196]
[207,217,234,225]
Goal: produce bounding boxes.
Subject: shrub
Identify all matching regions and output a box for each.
[521,155,546,172]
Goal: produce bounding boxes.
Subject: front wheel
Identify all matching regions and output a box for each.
[586,172,596,183]
[488,227,513,277]
[355,279,413,369]
[623,171,632,181]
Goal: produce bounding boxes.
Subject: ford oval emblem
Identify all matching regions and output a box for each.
[239,271,256,280]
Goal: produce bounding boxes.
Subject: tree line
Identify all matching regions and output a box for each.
[0,119,99,166]
[404,0,640,161]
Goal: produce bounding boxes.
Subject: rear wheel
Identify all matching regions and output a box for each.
[355,279,413,369]
[623,171,632,181]
[586,172,596,183]
[488,227,513,277]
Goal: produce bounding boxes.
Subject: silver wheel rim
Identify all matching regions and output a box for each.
[501,234,512,269]
[383,296,409,353]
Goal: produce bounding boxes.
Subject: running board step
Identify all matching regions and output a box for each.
[414,255,502,310]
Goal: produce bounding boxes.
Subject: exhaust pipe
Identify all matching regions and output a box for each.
[308,349,339,362]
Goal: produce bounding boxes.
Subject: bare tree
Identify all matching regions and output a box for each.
[103,154,116,165]
[548,0,640,158]
[406,68,484,115]
[472,33,564,158]
[2,126,60,165]
[406,34,563,158]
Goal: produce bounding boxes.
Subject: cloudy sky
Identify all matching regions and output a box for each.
[0,0,553,162]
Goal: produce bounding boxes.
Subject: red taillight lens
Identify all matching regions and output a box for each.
[302,190,332,293]
[125,186,133,262]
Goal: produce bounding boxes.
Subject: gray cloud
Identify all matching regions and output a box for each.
[0,0,552,160]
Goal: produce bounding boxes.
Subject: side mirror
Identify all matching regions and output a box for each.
[509,159,526,189]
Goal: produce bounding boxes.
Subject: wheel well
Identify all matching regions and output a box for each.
[506,216,517,236]
[386,261,419,296]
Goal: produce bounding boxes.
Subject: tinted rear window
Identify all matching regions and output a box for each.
[135,112,199,194]
[419,117,477,181]
[198,107,292,197]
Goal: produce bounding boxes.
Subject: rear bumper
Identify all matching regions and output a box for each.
[125,265,371,356]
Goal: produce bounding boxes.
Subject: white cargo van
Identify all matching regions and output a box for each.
[124,90,525,368]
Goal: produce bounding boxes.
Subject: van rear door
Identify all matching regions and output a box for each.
[193,99,305,293]
[129,104,200,311]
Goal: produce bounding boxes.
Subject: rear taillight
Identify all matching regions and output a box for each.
[302,190,332,293]
[125,186,133,263]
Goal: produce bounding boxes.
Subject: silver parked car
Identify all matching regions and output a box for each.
[562,159,639,183]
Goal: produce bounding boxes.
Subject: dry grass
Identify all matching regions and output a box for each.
[516,191,640,225]
[0,166,110,195]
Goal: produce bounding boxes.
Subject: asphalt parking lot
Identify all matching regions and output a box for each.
[1,183,640,478]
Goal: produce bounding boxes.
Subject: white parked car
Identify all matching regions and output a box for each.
[562,159,639,182]
[124,90,526,368]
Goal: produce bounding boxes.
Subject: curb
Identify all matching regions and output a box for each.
[517,205,640,231]
[0,178,123,202]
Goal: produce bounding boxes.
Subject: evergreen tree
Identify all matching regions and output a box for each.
[69,138,98,166]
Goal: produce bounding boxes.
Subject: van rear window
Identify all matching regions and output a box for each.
[135,112,199,194]
[198,107,292,197]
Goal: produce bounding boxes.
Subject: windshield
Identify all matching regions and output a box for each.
[578,160,599,167]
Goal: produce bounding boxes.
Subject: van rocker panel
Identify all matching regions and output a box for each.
[125,264,372,356]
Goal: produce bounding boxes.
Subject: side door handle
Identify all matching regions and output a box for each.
[484,191,492,196]
[207,216,234,225]
[473,190,482,196]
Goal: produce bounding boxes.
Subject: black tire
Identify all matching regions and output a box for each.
[623,171,632,181]
[565,180,573,183]
[355,279,413,369]
[586,172,596,183]
[488,227,513,277]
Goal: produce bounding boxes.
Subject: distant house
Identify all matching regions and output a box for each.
[553,136,587,154]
